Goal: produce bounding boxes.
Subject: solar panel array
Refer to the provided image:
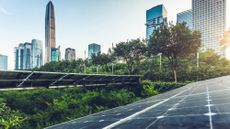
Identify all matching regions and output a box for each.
[46,76,230,129]
[0,70,141,88]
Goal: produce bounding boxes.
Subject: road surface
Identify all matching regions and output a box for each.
[46,76,230,129]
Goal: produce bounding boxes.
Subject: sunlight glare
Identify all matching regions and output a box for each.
[226,47,230,60]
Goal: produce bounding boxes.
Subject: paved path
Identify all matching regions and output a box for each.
[46,76,230,129]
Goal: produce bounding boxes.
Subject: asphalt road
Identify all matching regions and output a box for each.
[46,76,230,129]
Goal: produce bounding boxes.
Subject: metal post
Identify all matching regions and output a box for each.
[97,65,99,74]
[159,53,162,72]
[112,63,114,75]
[197,52,199,69]
[196,52,200,81]
[84,50,86,73]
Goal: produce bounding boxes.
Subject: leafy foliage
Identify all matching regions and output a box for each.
[113,38,146,74]
[91,53,114,66]
[0,80,188,129]
[0,103,27,129]
[220,28,230,50]
[148,23,201,82]
[141,80,158,97]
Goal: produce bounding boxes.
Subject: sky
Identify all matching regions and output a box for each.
[0,0,229,70]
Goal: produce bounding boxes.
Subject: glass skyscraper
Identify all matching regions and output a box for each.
[45,1,56,63]
[0,54,8,70]
[32,39,43,68]
[15,39,43,70]
[146,4,167,41]
[23,42,32,69]
[88,43,101,59]
[177,9,193,30]
[15,43,32,70]
[51,46,61,62]
[193,0,226,56]
[15,43,24,70]
[65,48,76,61]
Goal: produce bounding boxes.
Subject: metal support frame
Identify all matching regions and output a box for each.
[99,76,110,81]
[72,75,91,85]
[17,72,34,87]
[112,76,121,82]
[0,70,141,89]
[50,74,69,86]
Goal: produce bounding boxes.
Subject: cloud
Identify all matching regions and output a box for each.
[0,6,11,15]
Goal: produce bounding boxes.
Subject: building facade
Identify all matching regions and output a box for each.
[15,40,43,70]
[32,39,43,68]
[65,48,76,61]
[146,4,168,41]
[0,54,8,70]
[45,1,56,63]
[15,43,24,70]
[23,42,32,69]
[177,9,193,30]
[88,43,101,58]
[192,0,226,55]
[51,46,61,62]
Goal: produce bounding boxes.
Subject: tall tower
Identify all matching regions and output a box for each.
[65,48,76,61]
[32,39,43,68]
[146,4,167,41]
[177,9,193,30]
[88,43,101,59]
[45,1,56,63]
[193,0,226,56]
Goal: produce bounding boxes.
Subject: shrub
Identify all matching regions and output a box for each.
[153,81,185,93]
[0,103,27,129]
[141,80,158,97]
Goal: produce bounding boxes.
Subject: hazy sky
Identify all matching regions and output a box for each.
[0,0,229,69]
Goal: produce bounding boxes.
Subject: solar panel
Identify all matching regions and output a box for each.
[0,70,141,89]
[45,76,230,129]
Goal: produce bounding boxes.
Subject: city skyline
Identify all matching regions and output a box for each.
[0,0,229,69]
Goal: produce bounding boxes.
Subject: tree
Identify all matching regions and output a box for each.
[148,23,201,82]
[220,28,230,50]
[91,53,114,66]
[35,59,85,73]
[113,39,146,74]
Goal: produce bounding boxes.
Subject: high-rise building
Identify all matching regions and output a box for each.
[45,1,56,63]
[65,48,76,61]
[192,0,226,55]
[32,39,43,68]
[14,47,19,70]
[0,54,8,70]
[51,46,61,62]
[146,4,168,41]
[23,43,32,69]
[88,43,101,58]
[15,40,43,70]
[177,9,193,30]
[15,43,25,70]
[15,42,32,70]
